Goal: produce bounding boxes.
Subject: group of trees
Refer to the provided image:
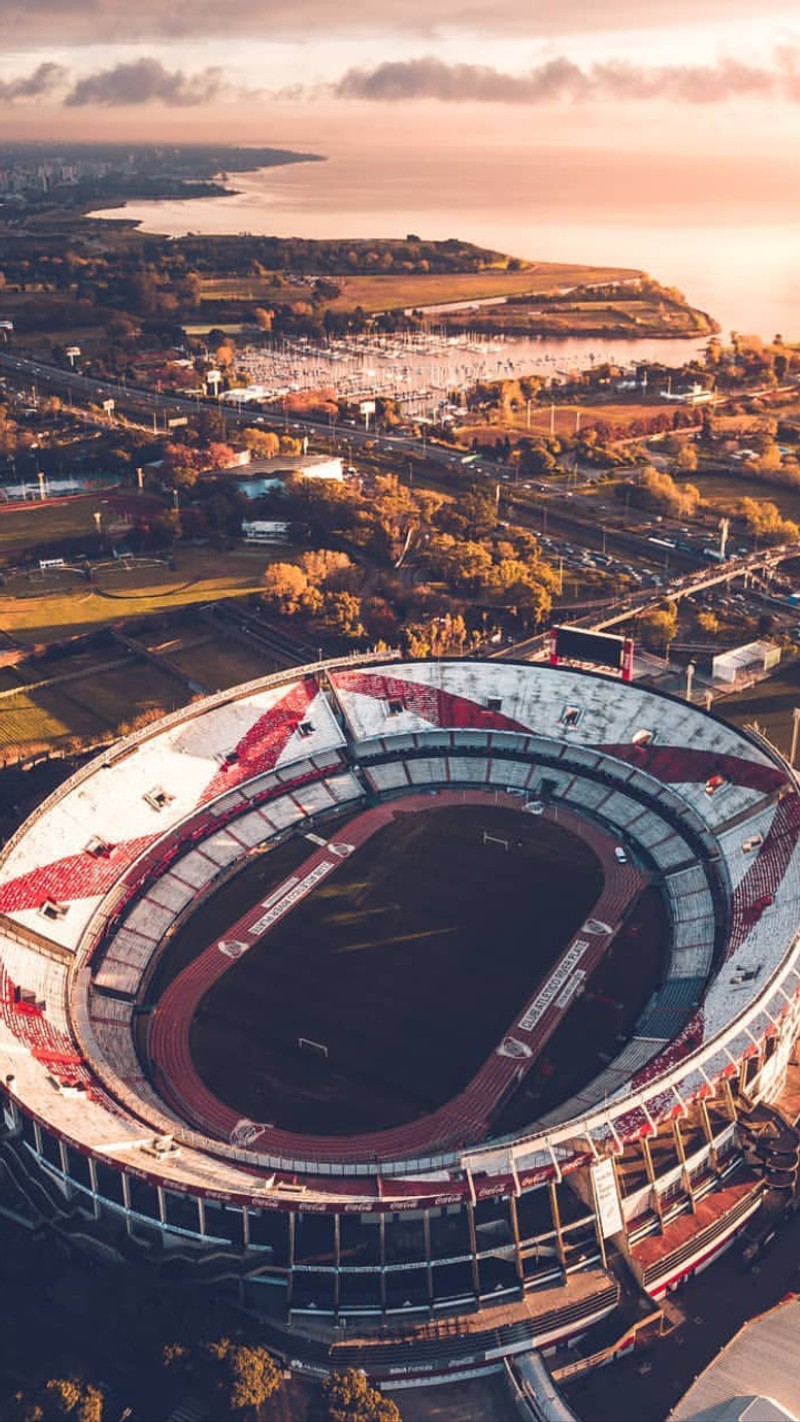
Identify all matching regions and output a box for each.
[9,1376,103,1422]
[617,466,702,520]
[257,471,556,653]
[164,1336,283,1418]
[7,1352,402,1422]
[324,1369,401,1422]
[262,550,365,636]
[740,497,799,542]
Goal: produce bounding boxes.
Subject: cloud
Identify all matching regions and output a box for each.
[64,58,232,107]
[332,52,800,104]
[2,0,800,47]
[0,62,67,102]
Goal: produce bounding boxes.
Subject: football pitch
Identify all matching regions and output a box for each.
[187,804,605,1136]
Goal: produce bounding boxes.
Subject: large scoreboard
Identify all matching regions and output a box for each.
[550,626,634,681]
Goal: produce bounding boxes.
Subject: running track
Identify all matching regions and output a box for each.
[147,790,650,1166]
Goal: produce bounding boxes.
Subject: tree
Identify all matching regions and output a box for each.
[10,1378,104,1422]
[301,549,355,589]
[162,441,203,490]
[243,427,280,459]
[697,611,720,635]
[206,1340,282,1416]
[324,1369,402,1422]
[164,1335,282,1420]
[639,605,678,653]
[756,441,783,474]
[636,465,702,518]
[279,435,303,456]
[203,441,237,472]
[262,561,308,614]
[405,613,471,659]
[674,443,698,473]
[322,590,364,637]
[741,498,799,543]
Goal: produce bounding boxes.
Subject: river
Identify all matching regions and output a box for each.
[98,140,800,351]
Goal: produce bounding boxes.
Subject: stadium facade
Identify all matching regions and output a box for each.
[0,655,798,1384]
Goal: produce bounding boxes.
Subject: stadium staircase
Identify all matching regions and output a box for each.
[547,1242,664,1384]
[737,1098,800,1261]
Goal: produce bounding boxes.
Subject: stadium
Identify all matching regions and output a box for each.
[1,650,799,1387]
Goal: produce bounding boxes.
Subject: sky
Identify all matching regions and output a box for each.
[1,0,800,160]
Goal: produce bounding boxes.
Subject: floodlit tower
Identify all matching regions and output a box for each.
[685,660,696,703]
[791,707,800,769]
[719,517,730,561]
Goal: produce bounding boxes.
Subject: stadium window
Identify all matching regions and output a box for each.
[144,786,175,812]
[632,728,655,747]
[387,699,404,716]
[560,706,582,728]
[39,898,69,921]
[297,720,315,738]
[215,750,240,768]
[85,834,111,858]
[486,697,503,713]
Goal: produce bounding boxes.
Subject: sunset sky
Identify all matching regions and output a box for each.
[1,0,800,158]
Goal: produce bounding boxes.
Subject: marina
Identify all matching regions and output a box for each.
[224,329,708,420]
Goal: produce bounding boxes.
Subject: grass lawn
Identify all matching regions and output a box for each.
[62,661,187,726]
[0,499,105,555]
[199,262,641,314]
[165,638,279,690]
[456,398,668,443]
[0,547,271,644]
[187,805,604,1135]
[692,471,800,523]
[0,685,105,752]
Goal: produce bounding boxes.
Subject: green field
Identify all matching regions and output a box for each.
[157,636,279,690]
[0,499,105,555]
[0,685,104,752]
[60,660,186,728]
[199,262,642,315]
[186,805,605,1136]
[0,548,271,644]
[692,471,800,523]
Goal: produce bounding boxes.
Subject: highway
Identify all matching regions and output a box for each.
[0,350,468,474]
[495,542,800,661]
[3,349,799,669]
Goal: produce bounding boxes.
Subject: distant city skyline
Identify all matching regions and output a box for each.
[0,2,799,158]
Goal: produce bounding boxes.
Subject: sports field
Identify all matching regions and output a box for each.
[187,805,604,1136]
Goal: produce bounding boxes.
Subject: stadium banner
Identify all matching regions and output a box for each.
[591,1157,624,1238]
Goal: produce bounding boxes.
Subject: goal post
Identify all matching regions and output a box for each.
[482,831,510,851]
[298,1037,329,1059]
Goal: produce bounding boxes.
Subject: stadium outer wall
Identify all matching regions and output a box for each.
[0,653,798,1386]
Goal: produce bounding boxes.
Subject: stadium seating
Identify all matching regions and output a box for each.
[407,757,448,786]
[634,977,708,1042]
[331,664,785,778]
[365,763,410,793]
[0,676,345,952]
